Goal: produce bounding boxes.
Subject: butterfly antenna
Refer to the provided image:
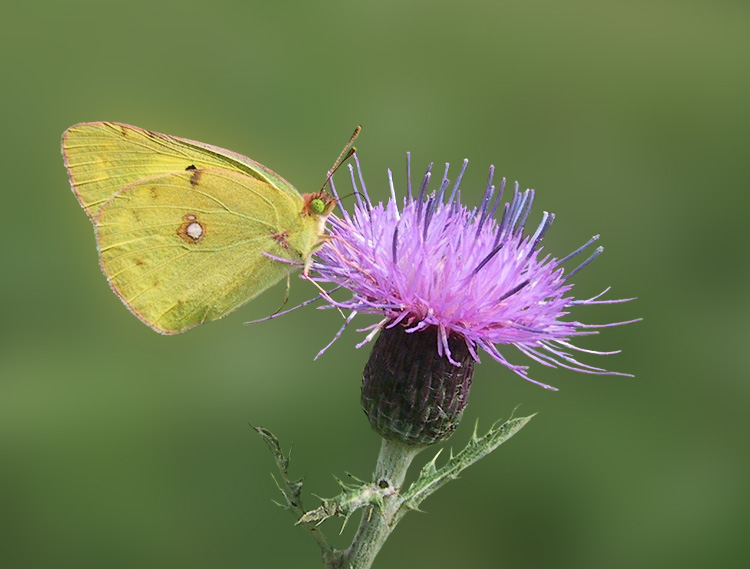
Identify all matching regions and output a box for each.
[320,125,361,192]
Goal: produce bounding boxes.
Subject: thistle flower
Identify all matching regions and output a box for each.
[309,154,635,445]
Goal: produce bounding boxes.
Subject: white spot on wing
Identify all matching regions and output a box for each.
[186,222,203,240]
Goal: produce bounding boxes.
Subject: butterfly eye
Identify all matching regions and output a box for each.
[310,197,326,215]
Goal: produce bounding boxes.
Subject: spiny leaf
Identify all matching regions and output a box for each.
[397,415,535,520]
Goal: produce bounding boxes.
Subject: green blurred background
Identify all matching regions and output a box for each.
[2,1,747,567]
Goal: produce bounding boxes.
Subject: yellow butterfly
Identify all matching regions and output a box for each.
[62,122,356,334]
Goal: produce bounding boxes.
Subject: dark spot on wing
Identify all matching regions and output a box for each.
[271,231,290,249]
[185,164,197,170]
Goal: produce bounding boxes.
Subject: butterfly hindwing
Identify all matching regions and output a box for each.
[96,168,309,334]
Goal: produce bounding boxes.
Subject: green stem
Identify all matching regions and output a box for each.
[341,439,423,569]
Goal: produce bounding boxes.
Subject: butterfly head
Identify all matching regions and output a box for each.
[302,190,337,218]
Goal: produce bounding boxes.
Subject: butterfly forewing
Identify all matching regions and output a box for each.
[63,122,300,220]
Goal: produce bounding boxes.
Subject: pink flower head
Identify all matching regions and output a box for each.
[311,154,637,390]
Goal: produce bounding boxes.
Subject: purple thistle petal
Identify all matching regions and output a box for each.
[353,154,371,207]
[406,152,412,200]
[315,311,357,360]
[448,159,469,204]
[310,154,636,389]
[565,246,605,280]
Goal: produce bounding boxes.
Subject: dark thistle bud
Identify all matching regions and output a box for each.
[361,324,475,446]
